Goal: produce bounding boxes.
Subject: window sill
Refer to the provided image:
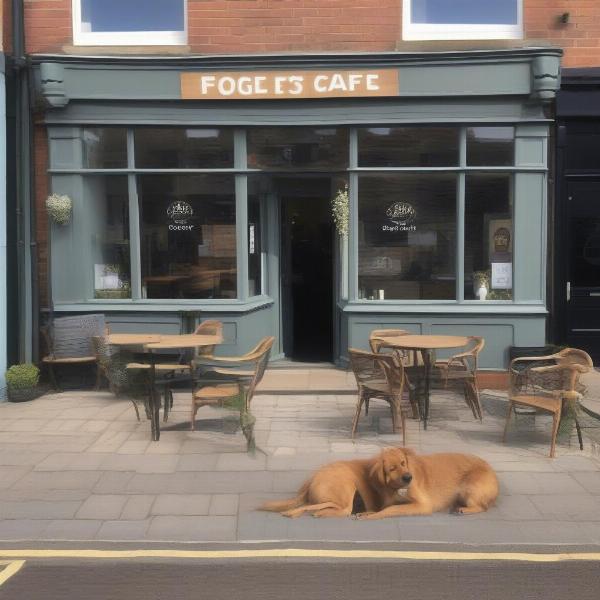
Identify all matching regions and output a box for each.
[62,45,192,55]
[50,296,274,313]
[340,301,547,315]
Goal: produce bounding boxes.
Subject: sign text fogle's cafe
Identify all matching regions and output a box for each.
[180,69,399,100]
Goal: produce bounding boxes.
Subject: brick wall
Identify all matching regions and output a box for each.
[21,0,600,68]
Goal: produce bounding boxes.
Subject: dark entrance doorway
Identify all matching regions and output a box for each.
[280,179,334,362]
[564,180,600,361]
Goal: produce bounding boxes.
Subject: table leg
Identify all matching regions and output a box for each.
[150,353,160,442]
[422,349,433,430]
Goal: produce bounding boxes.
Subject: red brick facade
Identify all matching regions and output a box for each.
[19,1,600,68]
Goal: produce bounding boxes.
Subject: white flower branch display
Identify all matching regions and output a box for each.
[46,193,73,225]
[331,185,349,238]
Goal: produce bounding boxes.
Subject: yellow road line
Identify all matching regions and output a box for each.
[0,561,26,587]
[0,549,598,562]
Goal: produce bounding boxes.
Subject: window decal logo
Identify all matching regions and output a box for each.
[167,201,194,231]
[383,202,416,232]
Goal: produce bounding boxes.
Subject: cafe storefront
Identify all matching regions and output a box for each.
[33,48,561,369]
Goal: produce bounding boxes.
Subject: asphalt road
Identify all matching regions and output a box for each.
[1,558,600,600]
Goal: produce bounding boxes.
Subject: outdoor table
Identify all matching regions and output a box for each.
[108,333,223,441]
[374,334,470,430]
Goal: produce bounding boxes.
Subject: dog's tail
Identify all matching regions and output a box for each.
[258,481,310,513]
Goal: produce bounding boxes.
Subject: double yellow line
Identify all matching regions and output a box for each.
[0,549,599,562]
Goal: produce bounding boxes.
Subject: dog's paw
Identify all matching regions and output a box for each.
[353,512,374,520]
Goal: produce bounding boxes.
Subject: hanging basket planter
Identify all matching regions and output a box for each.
[331,186,349,238]
[46,193,73,225]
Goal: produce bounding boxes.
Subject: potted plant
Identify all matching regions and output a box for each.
[5,363,43,402]
[331,185,349,238]
[473,270,490,301]
[46,193,72,225]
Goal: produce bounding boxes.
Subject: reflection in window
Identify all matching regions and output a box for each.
[411,0,518,25]
[82,128,127,169]
[138,175,237,299]
[248,195,262,297]
[86,176,131,299]
[358,174,456,300]
[465,174,513,300]
[358,127,459,167]
[247,127,348,169]
[467,127,514,166]
[134,128,233,169]
[80,0,185,33]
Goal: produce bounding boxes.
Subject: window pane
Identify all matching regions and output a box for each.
[467,127,514,166]
[138,175,237,300]
[565,124,600,171]
[411,0,518,25]
[82,128,127,169]
[358,174,456,300]
[247,127,348,170]
[134,128,234,169]
[464,173,513,300]
[86,176,131,299]
[248,194,262,297]
[81,0,185,32]
[358,127,459,167]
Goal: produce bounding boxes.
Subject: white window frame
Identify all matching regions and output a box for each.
[402,0,523,41]
[72,0,188,46]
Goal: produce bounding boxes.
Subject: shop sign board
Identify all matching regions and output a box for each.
[181,69,399,100]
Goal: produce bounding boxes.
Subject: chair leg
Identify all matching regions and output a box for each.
[502,400,514,443]
[94,365,103,391]
[163,387,170,422]
[351,396,365,439]
[130,399,141,422]
[400,408,407,447]
[575,417,584,451]
[550,411,560,458]
[47,364,61,392]
[389,401,397,433]
[190,402,197,431]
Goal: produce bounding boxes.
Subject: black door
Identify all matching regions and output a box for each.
[281,187,334,362]
[566,180,600,361]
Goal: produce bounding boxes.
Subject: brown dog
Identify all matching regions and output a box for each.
[259,448,407,518]
[356,447,499,520]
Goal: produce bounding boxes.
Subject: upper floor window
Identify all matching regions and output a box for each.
[73,0,187,46]
[403,0,522,41]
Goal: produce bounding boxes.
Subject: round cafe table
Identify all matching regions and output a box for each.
[108,333,223,441]
[374,334,470,430]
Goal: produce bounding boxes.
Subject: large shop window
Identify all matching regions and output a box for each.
[73,0,187,46]
[358,174,457,301]
[138,175,237,300]
[403,0,522,40]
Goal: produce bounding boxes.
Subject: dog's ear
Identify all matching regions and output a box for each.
[370,453,386,486]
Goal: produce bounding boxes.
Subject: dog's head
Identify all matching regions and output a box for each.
[371,447,416,490]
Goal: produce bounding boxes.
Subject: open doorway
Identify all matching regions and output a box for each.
[280,178,335,362]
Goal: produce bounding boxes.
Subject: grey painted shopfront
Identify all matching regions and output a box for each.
[33,48,561,369]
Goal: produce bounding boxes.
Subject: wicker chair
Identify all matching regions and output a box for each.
[190,336,274,450]
[434,336,485,421]
[41,314,107,391]
[348,348,411,445]
[368,329,409,354]
[194,320,223,358]
[502,348,593,458]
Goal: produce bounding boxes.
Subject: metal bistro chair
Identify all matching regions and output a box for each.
[190,337,274,450]
[434,336,485,421]
[502,348,593,458]
[348,348,411,445]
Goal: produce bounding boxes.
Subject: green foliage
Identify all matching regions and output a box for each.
[5,363,40,390]
[331,186,349,237]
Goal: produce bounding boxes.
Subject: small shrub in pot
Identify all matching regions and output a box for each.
[5,363,42,402]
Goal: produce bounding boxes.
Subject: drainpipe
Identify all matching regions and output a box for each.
[0,54,6,399]
[11,0,38,367]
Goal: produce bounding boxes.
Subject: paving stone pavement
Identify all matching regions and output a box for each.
[0,377,599,546]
